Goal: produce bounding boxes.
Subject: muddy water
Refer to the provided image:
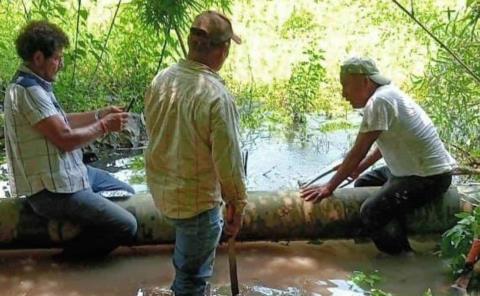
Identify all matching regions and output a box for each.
[0,115,454,295]
[0,240,450,296]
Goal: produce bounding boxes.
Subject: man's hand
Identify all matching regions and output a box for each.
[99,106,125,118]
[224,204,243,239]
[300,184,333,203]
[349,168,361,180]
[101,112,129,133]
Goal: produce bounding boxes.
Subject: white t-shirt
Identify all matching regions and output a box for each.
[359,84,456,177]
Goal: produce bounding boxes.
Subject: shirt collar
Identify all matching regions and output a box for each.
[178,59,225,84]
[18,64,53,92]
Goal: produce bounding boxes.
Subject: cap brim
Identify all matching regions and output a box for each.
[369,74,391,85]
[231,33,242,44]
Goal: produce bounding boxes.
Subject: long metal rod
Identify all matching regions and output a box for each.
[300,166,337,188]
[391,0,480,84]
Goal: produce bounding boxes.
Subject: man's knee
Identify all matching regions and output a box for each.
[359,200,386,232]
[120,212,138,241]
[108,210,137,242]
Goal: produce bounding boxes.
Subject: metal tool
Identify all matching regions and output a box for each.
[227,149,248,295]
[228,235,239,295]
[298,162,354,189]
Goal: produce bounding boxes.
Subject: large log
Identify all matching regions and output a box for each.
[0,186,477,249]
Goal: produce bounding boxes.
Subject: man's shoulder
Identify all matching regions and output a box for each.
[14,76,38,89]
[10,70,51,92]
[371,85,403,108]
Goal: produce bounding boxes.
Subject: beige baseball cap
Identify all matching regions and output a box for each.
[190,10,242,45]
[340,57,391,85]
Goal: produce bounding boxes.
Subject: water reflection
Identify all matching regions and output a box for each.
[103,115,360,193]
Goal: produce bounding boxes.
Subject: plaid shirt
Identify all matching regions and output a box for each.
[145,59,248,219]
[4,65,89,197]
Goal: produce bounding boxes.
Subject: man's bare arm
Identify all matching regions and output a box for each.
[35,112,128,152]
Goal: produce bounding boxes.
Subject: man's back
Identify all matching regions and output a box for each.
[145,59,246,219]
[361,84,455,176]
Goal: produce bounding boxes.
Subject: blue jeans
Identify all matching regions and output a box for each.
[26,166,137,257]
[166,206,223,296]
[87,165,135,194]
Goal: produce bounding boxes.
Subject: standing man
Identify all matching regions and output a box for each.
[301,57,455,255]
[4,21,137,258]
[145,11,248,296]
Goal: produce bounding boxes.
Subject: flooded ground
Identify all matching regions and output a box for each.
[0,239,451,296]
[0,114,458,295]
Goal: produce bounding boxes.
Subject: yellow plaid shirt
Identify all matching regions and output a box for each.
[144,59,248,219]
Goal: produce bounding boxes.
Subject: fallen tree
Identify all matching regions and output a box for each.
[0,185,477,249]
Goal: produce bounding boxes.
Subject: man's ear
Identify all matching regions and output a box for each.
[223,42,230,58]
[31,50,45,67]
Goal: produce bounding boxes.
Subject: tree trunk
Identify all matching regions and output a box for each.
[0,186,475,249]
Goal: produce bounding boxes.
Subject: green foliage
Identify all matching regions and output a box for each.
[350,271,393,296]
[127,155,145,184]
[351,271,435,296]
[412,3,480,163]
[134,0,233,33]
[0,0,234,115]
[280,8,317,38]
[229,81,268,131]
[441,208,480,276]
[351,270,383,288]
[283,45,326,125]
[25,0,71,22]
[318,119,355,133]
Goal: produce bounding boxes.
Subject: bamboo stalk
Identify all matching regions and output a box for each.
[89,0,122,88]
[174,25,188,58]
[71,0,82,86]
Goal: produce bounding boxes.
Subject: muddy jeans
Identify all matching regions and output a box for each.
[165,206,223,296]
[26,166,137,257]
[355,166,452,255]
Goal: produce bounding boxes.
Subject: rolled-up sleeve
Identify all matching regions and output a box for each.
[210,94,248,215]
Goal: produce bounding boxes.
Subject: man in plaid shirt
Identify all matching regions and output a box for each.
[4,21,137,259]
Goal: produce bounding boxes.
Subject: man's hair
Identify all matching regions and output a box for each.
[187,28,229,54]
[15,20,70,61]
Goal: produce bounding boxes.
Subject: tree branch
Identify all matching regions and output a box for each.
[391,0,480,84]
[89,0,122,88]
[71,0,82,86]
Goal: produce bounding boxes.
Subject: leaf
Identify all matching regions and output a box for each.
[79,8,89,20]
[467,0,476,8]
